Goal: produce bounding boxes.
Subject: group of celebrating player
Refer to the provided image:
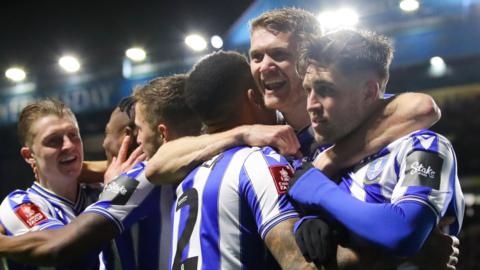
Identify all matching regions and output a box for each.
[0,7,464,270]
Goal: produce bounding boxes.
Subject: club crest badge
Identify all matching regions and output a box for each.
[364,156,388,184]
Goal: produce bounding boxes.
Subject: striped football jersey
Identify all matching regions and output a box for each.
[170,146,299,270]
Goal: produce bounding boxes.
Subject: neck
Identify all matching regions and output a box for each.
[281,108,310,132]
[37,176,78,202]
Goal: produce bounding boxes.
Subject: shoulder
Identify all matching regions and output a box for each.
[1,189,41,209]
[399,129,454,158]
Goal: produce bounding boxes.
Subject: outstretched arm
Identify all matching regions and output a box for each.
[315,92,440,176]
[0,213,118,266]
[288,169,437,257]
[145,124,300,185]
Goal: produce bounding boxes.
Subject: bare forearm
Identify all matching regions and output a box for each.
[315,92,440,176]
[0,213,118,266]
[265,219,317,269]
[146,127,245,185]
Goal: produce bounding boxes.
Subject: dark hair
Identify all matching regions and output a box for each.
[250,8,321,43]
[185,51,256,124]
[18,98,77,147]
[297,29,394,91]
[133,74,201,137]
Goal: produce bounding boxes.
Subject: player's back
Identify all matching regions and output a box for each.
[170,146,298,270]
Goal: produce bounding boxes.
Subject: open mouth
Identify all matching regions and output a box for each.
[263,80,287,92]
[59,156,77,165]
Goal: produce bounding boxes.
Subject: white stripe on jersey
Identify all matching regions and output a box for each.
[243,148,295,238]
[217,147,253,269]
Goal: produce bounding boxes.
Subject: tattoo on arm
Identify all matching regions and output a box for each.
[265,218,317,270]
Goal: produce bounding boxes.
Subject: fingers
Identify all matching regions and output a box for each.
[117,135,131,162]
[273,126,300,156]
[451,235,460,247]
[130,153,147,170]
[126,145,144,165]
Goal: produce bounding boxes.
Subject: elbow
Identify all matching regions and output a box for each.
[416,94,441,127]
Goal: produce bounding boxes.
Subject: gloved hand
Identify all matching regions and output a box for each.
[294,216,337,266]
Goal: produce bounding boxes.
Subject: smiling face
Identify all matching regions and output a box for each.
[249,27,306,113]
[23,114,84,183]
[303,64,373,145]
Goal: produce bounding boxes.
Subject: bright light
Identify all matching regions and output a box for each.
[59,56,80,73]
[210,35,223,49]
[318,8,359,31]
[5,67,26,82]
[399,0,420,12]
[125,47,146,62]
[430,56,445,67]
[429,56,447,77]
[185,34,207,51]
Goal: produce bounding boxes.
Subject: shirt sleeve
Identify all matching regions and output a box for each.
[82,161,158,233]
[392,131,464,235]
[0,190,64,235]
[240,147,299,239]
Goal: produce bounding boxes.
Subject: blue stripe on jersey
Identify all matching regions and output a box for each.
[364,183,385,203]
[238,178,265,269]
[338,175,353,194]
[200,149,237,270]
[126,162,146,178]
[239,168,263,230]
[410,130,440,153]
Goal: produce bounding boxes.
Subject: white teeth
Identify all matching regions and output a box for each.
[60,156,76,163]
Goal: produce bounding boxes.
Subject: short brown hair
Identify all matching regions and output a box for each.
[250,8,321,42]
[18,98,77,147]
[133,74,201,137]
[297,29,394,91]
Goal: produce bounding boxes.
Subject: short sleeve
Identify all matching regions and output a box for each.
[392,132,464,234]
[0,190,63,235]
[83,162,158,233]
[240,147,299,239]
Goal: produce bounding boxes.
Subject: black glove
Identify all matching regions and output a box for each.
[295,217,337,266]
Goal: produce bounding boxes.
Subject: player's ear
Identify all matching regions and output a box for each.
[157,123,168,143]
[124,126,133,136]
[20,147,36,167]
[364,79,380,103]
[247,88,264,107]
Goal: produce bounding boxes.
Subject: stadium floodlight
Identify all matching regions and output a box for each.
[185,34,207,52]
[318,8,359,32]
[126,47,146,62]
[399,0,420,12]
[5,67,26,82]
[210,35,223,49]
[429,56,447,77]
[59,56,80,73]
